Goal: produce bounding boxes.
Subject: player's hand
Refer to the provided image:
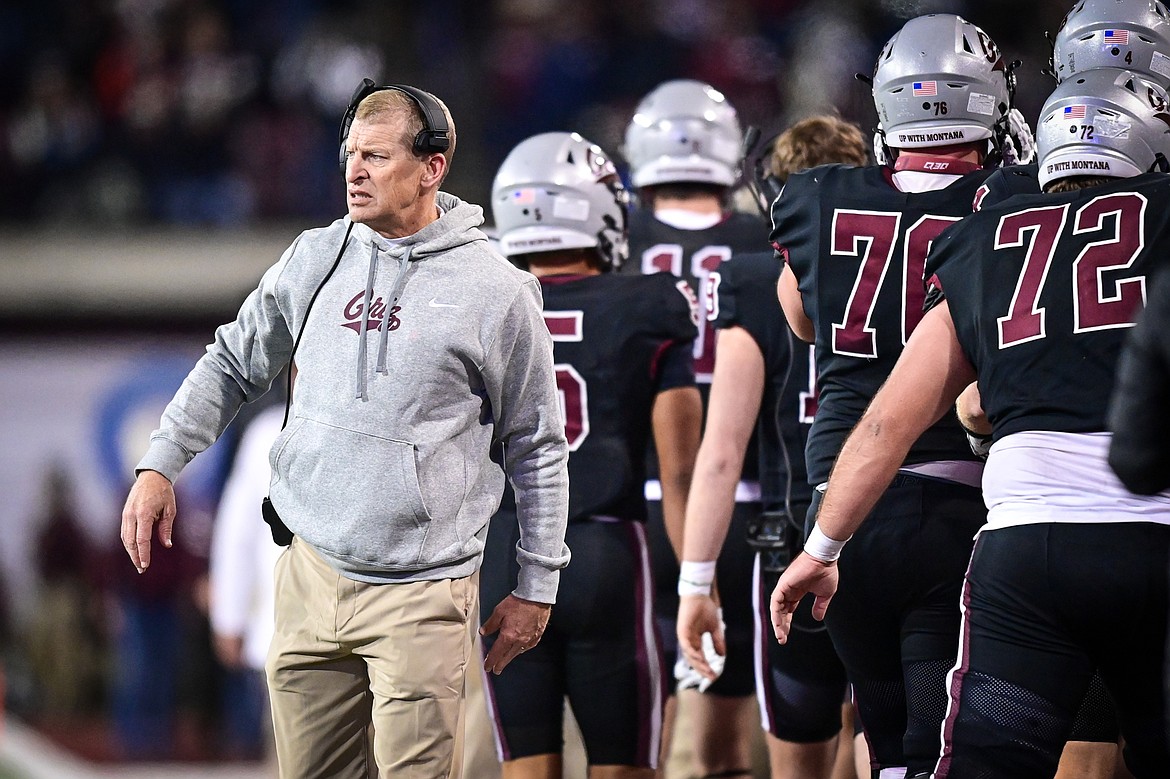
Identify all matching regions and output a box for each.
[677,594,726,681]
[480,594,551,675]
[770,552,839,644]
[120,470,176,573]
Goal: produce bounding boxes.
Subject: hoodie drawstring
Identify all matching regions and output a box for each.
[355,242,415,401]
[355,241,378,401]
[376,245,413,375]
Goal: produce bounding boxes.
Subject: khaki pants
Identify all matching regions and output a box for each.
[267,538,477,779]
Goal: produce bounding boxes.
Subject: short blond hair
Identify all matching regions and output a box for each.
[356,87,457,166]
[769,115,868,182]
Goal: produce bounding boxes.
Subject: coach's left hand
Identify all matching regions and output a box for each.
[480,594,551,674]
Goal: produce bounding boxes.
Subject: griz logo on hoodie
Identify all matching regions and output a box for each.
[341,292,401,333]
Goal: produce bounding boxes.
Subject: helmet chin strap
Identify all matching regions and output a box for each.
[1150,152,1170,173]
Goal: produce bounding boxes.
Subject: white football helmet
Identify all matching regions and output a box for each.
[623,79,744,187]
[492,132,629,270]
[872,14,1018,159]
[1051,0,1170,88]
[1036,67,1170,187]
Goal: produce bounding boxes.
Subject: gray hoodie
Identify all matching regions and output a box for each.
[137,192,571,603]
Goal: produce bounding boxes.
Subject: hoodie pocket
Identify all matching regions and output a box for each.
[271,417,432,567]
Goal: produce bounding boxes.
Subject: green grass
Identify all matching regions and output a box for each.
[0,760,23,779]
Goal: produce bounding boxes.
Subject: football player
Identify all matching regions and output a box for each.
[771,66,1170,778]
[963,9,1170,768]
[481,131,702,779]
[1050,0,1170,85]
[1109,268,1170,495]
[971,0,1170,211]
[770,14,1032,777]
[676,114,868,779]
[621,78,771,775]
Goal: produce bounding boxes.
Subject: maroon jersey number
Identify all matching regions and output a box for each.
[543,311,590,451]
[995,193,1146,349]
[799,343,818,424]
[830,210,961,357]
[642,244,733,382]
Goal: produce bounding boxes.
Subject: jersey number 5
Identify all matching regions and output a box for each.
[543,311,590,451]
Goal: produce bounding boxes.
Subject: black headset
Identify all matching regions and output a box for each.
[338,78,451,172]
[741,126,785,217]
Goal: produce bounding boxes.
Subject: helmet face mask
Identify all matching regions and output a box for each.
[491,132,630,271]
[1036,67,1170,188]
[871,14,1013,156]
[623,79,744,188]
[1051,0,1170,89]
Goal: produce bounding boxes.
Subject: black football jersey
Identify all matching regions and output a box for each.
[927,172,1170,439]
[972,163,1040,211]
[529,272,698,522]
[626,206,769,385]
[771,163,992,483]
[711,251,815,513]
[626,206,768,484]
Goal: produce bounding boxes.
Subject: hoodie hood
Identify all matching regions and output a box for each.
[351,192,488,259]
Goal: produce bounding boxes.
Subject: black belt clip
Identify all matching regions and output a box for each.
[746,510,796,574]
[262,496,294,546]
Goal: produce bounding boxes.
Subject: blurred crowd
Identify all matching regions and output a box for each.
[1,431,270,763]
[0,0,1069,230]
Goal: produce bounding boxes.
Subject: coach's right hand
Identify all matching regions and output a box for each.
[121,469,176,573]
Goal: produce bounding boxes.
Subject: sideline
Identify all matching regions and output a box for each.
[0,717,268,779]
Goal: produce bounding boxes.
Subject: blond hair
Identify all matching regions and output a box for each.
[356,87,457,166]
[770,115,868,182]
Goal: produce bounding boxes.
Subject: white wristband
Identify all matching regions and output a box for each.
[803,524,849,563]
[677,560,717,597]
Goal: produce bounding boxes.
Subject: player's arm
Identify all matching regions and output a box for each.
[956,381,993,457]
[677,326,764,678]
[654,383,703,562]
[1109,275,1170,494]
[777,263,815,342]
[770,302,975,641]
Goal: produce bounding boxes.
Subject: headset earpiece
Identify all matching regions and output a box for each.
[338,79,451,173]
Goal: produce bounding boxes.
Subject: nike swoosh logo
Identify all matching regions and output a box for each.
[428,298,458,308]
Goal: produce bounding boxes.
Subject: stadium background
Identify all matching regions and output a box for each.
[0,0,1074,776]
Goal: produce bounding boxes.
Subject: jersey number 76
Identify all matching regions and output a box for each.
[829,210,961,358]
